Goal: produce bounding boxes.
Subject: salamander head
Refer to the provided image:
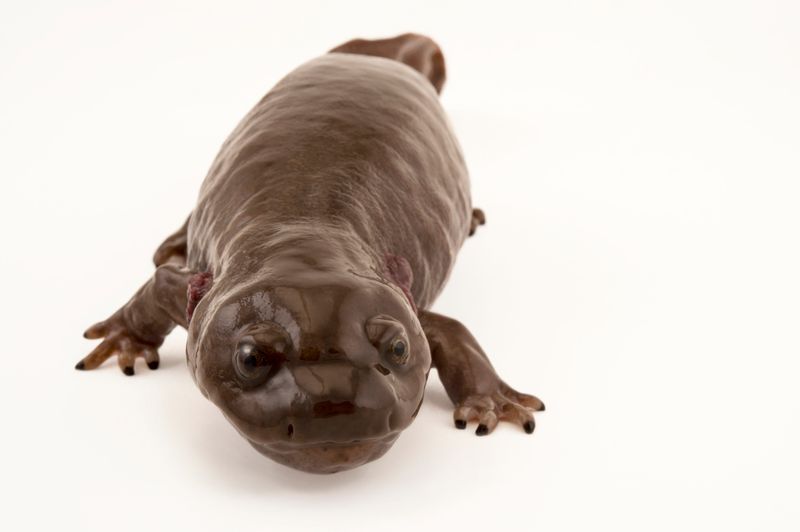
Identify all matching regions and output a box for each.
[186,273,430,474]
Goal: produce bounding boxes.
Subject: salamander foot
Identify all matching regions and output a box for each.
[452,383,544,436]
[75,313,161,376]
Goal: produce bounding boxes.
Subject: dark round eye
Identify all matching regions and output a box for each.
[387,337,409,364]
[234,343,272,384]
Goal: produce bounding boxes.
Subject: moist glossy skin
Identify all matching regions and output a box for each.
[77,34,545,474]
[185,51,462,471]
[189,52,470,306]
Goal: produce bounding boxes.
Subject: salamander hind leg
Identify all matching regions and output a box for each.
[469,208,486,236]
[419,310,544,435]
[153,215,190,267]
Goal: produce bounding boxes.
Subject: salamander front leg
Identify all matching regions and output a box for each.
[419,310,544,435]
[75,264,200,375]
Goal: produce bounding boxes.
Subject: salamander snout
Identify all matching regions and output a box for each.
[218,354,416,473]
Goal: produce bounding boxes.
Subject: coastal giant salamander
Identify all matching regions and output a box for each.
[77,33,544,473]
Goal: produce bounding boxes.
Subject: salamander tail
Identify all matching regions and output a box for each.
[329,33,446,94]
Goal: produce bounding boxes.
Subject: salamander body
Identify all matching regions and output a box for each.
[77,34,544,473]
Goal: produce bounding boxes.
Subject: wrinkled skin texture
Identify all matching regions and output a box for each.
[77,33,544,474]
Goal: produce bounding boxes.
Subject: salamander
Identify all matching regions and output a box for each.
[76,33,544,474]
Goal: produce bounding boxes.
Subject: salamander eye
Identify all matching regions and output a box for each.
[365,315,410,365]
[234,343,273,385]
[387,337,409,365]
[232,324,291,386]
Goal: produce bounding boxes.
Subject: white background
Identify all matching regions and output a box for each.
[2,1,799,530]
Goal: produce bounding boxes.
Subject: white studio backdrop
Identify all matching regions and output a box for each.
[1,1,798,531]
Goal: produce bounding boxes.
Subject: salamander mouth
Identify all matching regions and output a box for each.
[247,432,400,474]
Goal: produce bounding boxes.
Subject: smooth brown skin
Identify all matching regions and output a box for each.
[77,33,544,473]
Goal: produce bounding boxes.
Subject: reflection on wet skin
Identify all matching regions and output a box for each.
[313,401,356,418]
